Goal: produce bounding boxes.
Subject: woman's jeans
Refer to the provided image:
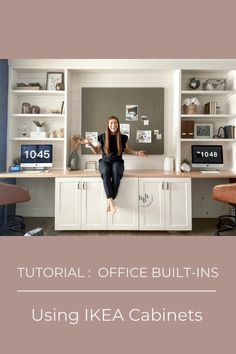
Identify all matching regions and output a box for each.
[99,159,124,199]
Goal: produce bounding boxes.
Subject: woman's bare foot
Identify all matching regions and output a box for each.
[109,199,116,215]
[107,199,111,212]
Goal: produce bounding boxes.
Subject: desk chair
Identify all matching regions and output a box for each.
[212,183,236,236]
[0,182,31,234]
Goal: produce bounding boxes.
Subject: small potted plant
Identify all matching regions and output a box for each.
[181,158,191,172]
[183,97,200,114]
[33,120,47,132]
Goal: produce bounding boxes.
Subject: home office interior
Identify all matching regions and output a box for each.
[1,59,236,235]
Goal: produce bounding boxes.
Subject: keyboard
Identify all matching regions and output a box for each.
[22,170,51,174]
[200,170,220,174]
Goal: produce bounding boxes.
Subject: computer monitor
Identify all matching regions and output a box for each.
[21,144,53,169]
[191,145,223,169]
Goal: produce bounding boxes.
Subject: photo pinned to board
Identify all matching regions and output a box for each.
[154,129,162,140]
[141,115,149,126]
[85,132,98,148]
[136,130,152,143]
[120,123,130,138]
[126,104,138,121]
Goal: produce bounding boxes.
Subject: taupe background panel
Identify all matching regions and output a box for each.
[0,0,236,58]
[82,88,164,154]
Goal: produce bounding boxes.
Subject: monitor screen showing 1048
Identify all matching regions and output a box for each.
[21,144,53,168]
[191,145,223,169]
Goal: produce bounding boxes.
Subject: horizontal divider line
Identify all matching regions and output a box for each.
[17,289,216,293]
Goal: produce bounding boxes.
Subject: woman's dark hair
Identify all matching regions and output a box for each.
[104,116,122,156]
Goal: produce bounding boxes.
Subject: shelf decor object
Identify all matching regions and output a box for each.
[182,97,200,114]
[30,120,47,138]
[194,123,213,139]
[202,79,226,91]
[21,102,31,114]
[69,134,81,171]
[189,78,200,90]
[16,82,42,90]
[69,150,80,171]
[181,120,194,139]
[30,131,47,138]
[183,104,197,114]
[46,72,64,91]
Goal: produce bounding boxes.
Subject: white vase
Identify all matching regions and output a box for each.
[36,126,44,132]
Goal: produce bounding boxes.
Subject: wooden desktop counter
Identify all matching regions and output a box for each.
[1,169,235,231]
[1,169,236,179]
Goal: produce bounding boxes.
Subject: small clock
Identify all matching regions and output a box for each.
[189,78,200,90]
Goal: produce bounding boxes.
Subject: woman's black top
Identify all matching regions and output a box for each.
[98,133,128,163]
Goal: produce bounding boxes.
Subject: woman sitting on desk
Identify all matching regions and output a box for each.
[79,116,148,214]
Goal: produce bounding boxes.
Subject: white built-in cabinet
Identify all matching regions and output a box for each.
[164,178,192,230]
[180,70,236,171]
[107,178,139,230]
[55,177,107,230]
[81,178,107,230]
[7,62,236,174]
[139,178,191,231]
[55,177,139,231]
[139,178,165,230]
[55,178,81,230]
[55,177,191,231]
[7,67,67,170]
[8,60,236,224]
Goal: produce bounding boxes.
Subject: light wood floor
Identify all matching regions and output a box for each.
[2,217,234,236]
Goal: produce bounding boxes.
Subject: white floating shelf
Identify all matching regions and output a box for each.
[11,137,64,141]
[181,90,236,97]
[181,114,236,118]
[12,90,65,96]
[12,114,65,118]
[181,139,236,142]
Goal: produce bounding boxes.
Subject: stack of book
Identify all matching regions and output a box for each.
[204,102,218,114]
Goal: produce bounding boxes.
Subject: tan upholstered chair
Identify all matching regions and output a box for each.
[212,183,236,236]
[0,182,31,234]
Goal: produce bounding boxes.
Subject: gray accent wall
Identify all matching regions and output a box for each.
[82,87,164,154]
[0,59,8,171]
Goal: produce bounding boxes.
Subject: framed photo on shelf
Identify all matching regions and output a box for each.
[194,123,213,139]
[46,72,64,90]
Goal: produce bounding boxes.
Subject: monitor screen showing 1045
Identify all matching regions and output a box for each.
[21,144,53,169]
[191,145,223,169]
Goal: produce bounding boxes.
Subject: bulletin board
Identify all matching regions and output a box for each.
[81,87,164,154]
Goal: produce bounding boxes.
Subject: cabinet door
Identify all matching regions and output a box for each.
[165,178,192,230]
[81,178,107,230]
[55,178,81,230]
[108,178,139,230]
[139,178,165,230]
